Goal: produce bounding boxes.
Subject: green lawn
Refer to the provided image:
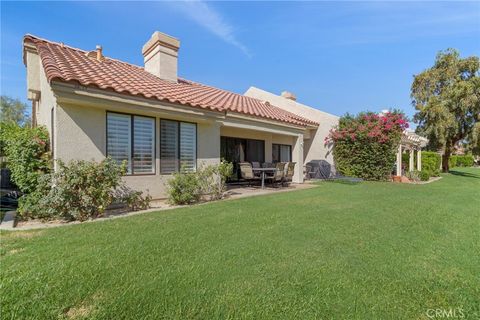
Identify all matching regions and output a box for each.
[1,168,479,319]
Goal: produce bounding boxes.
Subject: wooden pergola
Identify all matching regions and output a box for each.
[395,130,429,177]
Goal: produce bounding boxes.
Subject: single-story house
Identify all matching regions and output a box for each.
[23,31,340,198]
[244,87,339,168]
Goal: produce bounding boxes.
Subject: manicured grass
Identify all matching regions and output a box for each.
[1,168,479,319]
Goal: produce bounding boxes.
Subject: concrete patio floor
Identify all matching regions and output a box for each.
[225,182,316,199]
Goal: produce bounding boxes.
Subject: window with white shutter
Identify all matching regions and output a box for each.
[107,113,132,173]
[160,120,179,174]
[133,116,155,174]
[160,119,197,174]
[107,112,155,175]
[180,122,196,172]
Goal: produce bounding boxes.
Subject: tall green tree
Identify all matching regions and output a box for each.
[412,49,480,172]
[0,95,31,126]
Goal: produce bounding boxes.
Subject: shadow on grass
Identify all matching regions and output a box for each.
[449,170,480,179]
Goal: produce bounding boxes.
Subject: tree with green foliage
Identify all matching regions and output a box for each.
[0,122,50,192]
[411,49,480,172]
[0,95,31,126]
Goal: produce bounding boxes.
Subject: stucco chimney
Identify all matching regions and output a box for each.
[142,31,180,82]
[281,91,296,101]
[96,45,103,61]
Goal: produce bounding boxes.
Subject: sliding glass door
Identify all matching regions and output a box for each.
[220,137,265,180]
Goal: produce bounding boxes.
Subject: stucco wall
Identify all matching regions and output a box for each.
[53,102,221,199]
[55,103,105,162]
[26,51,56,140]
[244,87,339,165]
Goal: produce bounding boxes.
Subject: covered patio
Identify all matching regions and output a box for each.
[395,130,429,177]
[219,115,316,187]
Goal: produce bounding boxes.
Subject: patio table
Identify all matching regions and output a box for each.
[252,167,276,189]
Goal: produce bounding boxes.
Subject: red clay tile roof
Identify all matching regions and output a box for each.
[24,35,318,127]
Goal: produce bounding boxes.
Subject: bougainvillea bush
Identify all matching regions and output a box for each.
[326,111,409,181]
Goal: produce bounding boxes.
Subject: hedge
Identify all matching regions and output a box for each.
[449,155,474,168]
[421,151,441,177]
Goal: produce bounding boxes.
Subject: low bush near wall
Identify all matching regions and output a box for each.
[327,111,409,181]
[167,161,233,205]
[198,160,234,201]
[167,171,202,205]
[18,158,151,221]
[421,152,441,177]
[450,155,474,168]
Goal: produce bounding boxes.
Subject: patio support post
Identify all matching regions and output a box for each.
[409,148,414,172]
[417,149,422,171]
[292,134,304,183]
[396,144,402,176]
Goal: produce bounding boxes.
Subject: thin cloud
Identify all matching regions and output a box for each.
[168,0,251,57]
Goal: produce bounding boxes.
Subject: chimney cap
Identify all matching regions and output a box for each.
[281,91,297,101]
[142,31,180,56]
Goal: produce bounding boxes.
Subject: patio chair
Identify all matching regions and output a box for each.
[266,162,286,187]
[262,162,273,168]
[282,162,296,186]
[251,161,261,177]
[239,162,260,186]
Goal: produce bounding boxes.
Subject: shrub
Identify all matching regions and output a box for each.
[18,158,150,221]
[113,185,152,211]
[421,152,441,176]
[0,122,50,193]
[167,161,233,205]
[406,170,420,182]
[327,111,409,181]
[166,170,202,205]
[402,150,417,168]
[449,155,458,168]
[419,170,430,181]
[198,160,233,201]
[451,155,474,167]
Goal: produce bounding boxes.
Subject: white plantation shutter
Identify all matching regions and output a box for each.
[133,116,155,173]
[107,113,132,173]
[180,122,196,172]
[160,120,197,173]
[160,120,179,174]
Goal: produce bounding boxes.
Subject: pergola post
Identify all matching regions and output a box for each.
[409,148,414,172]
[396,144,402,176]
[417,149,422,171]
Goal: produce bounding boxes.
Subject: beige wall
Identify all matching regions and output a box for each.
[51,102,221,199]
[244,87,339,166]
[25,50,56,140]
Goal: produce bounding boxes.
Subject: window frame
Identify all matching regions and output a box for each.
[106,111,156,176]
[160,118,198,175]
[272,143,292,163]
